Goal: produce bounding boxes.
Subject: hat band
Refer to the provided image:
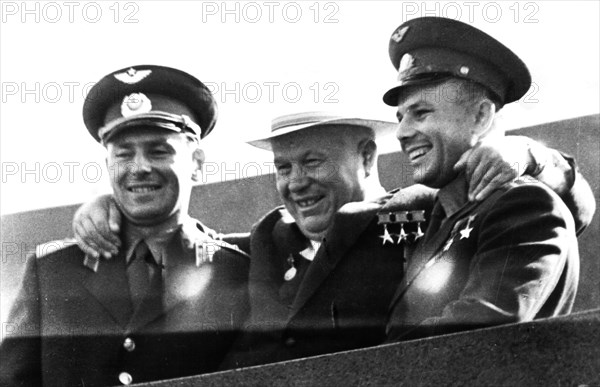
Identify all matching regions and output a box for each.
[99,112,201,143]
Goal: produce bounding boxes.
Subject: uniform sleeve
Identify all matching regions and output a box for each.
[422,184,577,337]
[557,154,596,235]
[0,255,42,386]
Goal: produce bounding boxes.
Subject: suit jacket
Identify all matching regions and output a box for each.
[0,222,249,387]
[386,177,580,342]
[222,185,437,368]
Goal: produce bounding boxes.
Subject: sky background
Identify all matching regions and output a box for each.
[1,0,599,215]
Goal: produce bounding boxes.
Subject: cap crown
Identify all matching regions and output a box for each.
[83,65,217,143]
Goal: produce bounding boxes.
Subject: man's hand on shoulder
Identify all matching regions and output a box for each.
[72,194,122,259]
[455,135,575,202]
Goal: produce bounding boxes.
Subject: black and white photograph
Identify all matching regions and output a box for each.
[1,1,598,385]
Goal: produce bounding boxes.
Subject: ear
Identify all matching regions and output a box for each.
[358,139,378,177]
[191,148,205,182]
[471,99,496,142]
[104,156,111,177]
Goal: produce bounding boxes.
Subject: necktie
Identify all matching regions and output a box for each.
[127,241,163,311]
[421,201,446,245]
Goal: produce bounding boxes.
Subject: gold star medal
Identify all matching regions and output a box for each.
[459,215,477,240]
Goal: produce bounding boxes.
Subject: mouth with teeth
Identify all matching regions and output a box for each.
[406,144,432,163]
[127,184,162,193]
[295,195,324,210]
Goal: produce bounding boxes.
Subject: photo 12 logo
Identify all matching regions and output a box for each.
[200,1,340,23]
[399,2,540,24]
[205,81,340,104]
[1,1,140,23]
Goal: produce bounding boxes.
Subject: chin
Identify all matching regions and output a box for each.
[124,206,174,224]
[299,222,330,240]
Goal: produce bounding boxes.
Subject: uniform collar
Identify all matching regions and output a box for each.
[123,215,191,266]
[437,173,469,219]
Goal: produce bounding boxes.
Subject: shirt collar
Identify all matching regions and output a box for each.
[123,216,189,266]
[437,173,469,219]
[299,240,322,261]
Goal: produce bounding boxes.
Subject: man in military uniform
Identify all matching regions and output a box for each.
[383,17,585,342]
[0,65,249,386]
[70,104,594,368]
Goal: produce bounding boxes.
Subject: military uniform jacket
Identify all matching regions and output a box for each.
[0,221,249,387]
[386,177,580,342]
[222,185,437,368]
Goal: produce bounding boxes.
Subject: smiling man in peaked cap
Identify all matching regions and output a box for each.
[0,65,249,386]
[383,17,592,342]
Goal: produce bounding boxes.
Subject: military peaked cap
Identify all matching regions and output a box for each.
[383,17,531,107]
[83,65,217,143]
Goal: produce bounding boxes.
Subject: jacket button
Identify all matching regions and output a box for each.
[118,372,132,385]
[284,337,296,347]
[123,337,135,352]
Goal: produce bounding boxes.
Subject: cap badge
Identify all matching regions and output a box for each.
[399,53,415,74]
[114,68,152,84]
[391,26,409,43]
[121,93,152,117]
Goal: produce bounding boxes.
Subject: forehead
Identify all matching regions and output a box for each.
[106,128,187,147]
[270,126,351,159]
[396,79,464,109]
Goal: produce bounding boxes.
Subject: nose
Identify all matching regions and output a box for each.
[396,118,416,141]
[132,153,152,175]
[287,164,310,193]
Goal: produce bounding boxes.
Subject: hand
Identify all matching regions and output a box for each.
[73,194,122,259]
[454,136,532,202]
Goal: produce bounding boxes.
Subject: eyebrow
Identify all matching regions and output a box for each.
[273,157,287,165]
[113,139,173,149]
[396,101,430,119]
[273,150,325,165]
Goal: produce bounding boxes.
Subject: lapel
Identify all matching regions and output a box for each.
[82,253,132,329]
[389,199,480,311]
[287,201,382,320]
[127,231,207,332]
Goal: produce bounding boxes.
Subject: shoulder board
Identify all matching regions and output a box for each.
[34,238,79,259]
[513,176,544,187]
[218,240,250,257]
[194,238,249,266]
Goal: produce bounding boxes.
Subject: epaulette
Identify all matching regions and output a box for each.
[34,238,78,259]
[194,237,249,265]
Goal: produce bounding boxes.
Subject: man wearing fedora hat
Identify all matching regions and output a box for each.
[0,65,250,386]
[383,17,589,341]
[71,104,592,368]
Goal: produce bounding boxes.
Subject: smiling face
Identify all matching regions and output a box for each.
[106,128,202,226]
[272,125,374,241]
[395,80,480,188]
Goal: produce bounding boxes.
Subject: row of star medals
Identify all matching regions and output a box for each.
[377,210,426,245]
